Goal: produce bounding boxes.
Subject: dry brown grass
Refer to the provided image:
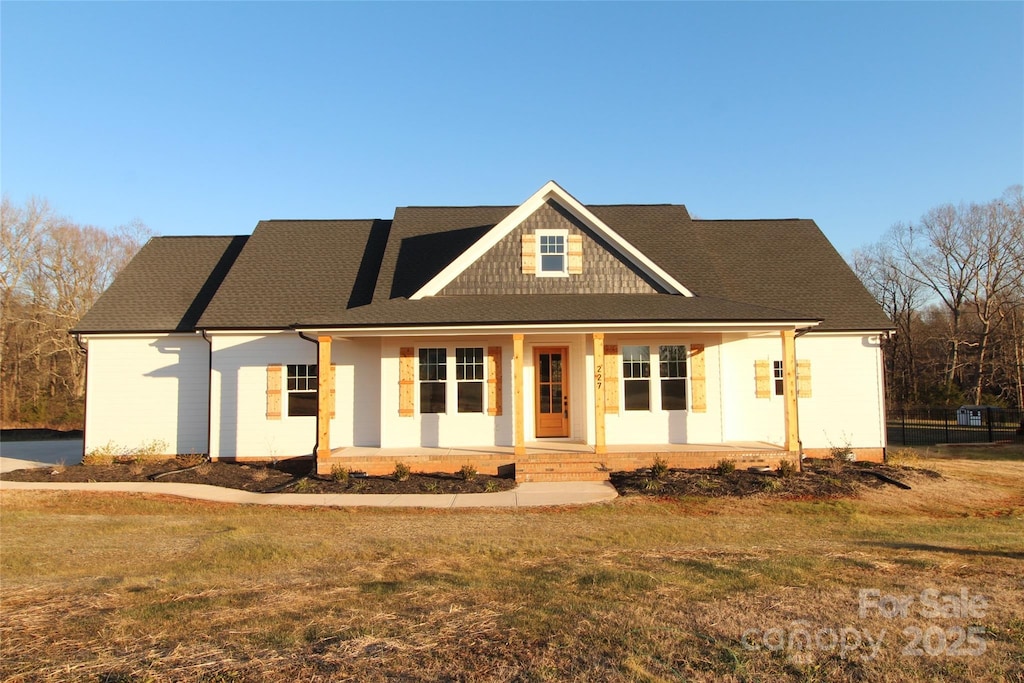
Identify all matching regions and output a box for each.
[1,458,1022,682]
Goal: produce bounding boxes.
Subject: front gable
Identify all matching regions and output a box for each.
[411,181,693,300]
[439,199,663,296]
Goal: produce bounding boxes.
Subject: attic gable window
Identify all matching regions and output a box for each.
[536,230,568,276]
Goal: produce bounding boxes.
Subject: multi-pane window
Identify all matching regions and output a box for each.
[659,345,688,411]
[773,361,784,396]
[419,348,447,413]
[287,364,317,417]
[455,347,484,413]
[622,345,651,411]
[539,233,566,273]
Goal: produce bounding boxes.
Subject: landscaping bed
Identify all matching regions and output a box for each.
[610,457,941,498]
[0,457,516,494]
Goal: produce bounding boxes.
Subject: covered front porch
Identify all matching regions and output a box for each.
[316,440,791,482]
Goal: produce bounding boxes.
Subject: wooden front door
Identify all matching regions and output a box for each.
[534,347,569,438]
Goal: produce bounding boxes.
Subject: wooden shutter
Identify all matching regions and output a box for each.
[604,343,619,413]
[567,234,583,274]
[521,234,536,275]
[267,365,282,420]
[690,344,707,412]
[328,364,337,418]
[797,359,812,398]
[487,346,503,416]
[754,360,770,399]
[399,347,415,417]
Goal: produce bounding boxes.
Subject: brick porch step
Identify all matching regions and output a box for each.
[515,460,611,483]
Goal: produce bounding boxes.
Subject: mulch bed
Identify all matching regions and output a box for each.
[0,458,516,495]
[610,458,941,499]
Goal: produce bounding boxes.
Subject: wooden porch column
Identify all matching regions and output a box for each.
[593,332,607,455]
[781,329,800,453]
[316,335,332,461]
[513,334,525,456]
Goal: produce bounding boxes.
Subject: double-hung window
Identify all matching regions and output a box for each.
[773,361,785,396]
[287,364,317,417]
[537,230,568,275]
[659,345,688,410]
[622,345,651,411]
[419,348,447,413]
[455,347,484,413]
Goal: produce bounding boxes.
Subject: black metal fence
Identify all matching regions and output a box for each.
[887,406,1024,446]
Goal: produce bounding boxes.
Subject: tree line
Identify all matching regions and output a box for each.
[852,187,1024,410]
[1,196,150,428]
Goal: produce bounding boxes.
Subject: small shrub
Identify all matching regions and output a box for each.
[331,464,350,484]
[760,477,782,492]
[50,460,66,475]
[134,439,169,457]
[776,459,798,478]
[830,443,855,463]
[715,458,737,475]
[128,461,145,476]
[195,463,212,476]
[294,478,313,493]
[82,451,114,466]
[651,456,670,480]
[642,478,663,492]
[425,481,440,493]
[176,452,207,468]
[393,462,411,482]
[459,464,478,481]
[484,480,499,493]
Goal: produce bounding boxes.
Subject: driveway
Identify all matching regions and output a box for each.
[0,440,83,473]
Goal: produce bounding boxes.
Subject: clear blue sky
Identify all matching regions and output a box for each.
[3,1,1021,257]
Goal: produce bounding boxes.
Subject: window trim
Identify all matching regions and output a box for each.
[455,346,485,413]
[418,347,447,414]
[618,342,691,413]
[622,345,652,412]
[535,229,569,278]
[658,344,688,412]
[416,345,489,415]
[286,363,318,418]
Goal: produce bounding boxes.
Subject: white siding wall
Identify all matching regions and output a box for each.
[84,335,209,455]
[209,333,317,459]
[380,336,514,448]
[720,333,787,445]
[796,332,886,449]
[719,331,886,449]
[331,337,381,448]
[603,334,724,445]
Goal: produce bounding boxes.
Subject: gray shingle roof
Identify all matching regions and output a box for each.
[81,195,892,334]
[73,236,247,333]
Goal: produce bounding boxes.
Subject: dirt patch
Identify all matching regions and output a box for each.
[611,458,941,499]
[0,458,516,495]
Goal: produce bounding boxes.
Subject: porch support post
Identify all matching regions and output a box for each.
[781,329,800,454]
[513,333,525,456]
[593,332,607,455]
[316,335,332,462]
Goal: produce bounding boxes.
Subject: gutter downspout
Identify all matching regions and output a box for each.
[201,330,213,460]
[74,333,88,462]
[298,331,320,457]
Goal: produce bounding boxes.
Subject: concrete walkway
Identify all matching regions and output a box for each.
[0,438,619,508]
[0,479,618,508]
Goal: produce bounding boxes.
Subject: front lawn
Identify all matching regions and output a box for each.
[1,455,1022,681]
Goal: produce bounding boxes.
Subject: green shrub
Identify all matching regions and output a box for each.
[393,462,411,482]
[715,458,737,475]
[331,464,350,484]
[459,464,478,481]
[642,478,663,492]
[484,480,499,493]
[830,443,855,463]
[651,456,670,480]
[776,459,799,478]
[760,477,782,492]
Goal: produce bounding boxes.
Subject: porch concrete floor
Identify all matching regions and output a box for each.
[330,441,783,458]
